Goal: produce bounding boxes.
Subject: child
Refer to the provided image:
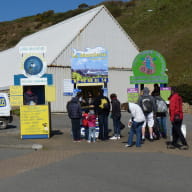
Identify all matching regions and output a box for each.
[87,109,97,143]
[82,110,89,140]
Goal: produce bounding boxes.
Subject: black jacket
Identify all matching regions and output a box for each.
[94,95,110,115]
[67,97,82,119]
[111,98,121,118]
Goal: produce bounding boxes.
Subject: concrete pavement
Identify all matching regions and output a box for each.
[0,112,192,182]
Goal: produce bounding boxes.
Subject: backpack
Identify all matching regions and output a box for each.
[141,96,153,113]
[156,99,168,113]
[99,98,109,110]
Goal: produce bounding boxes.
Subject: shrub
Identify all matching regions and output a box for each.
[176,84,192,105]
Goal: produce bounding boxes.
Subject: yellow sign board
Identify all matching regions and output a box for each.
[10,86,23,106]
[45,85,56,102]
[20,105,49,137]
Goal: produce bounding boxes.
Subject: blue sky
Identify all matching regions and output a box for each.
[0,0,129,22]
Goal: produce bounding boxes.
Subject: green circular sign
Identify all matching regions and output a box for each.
[132,50,166,76]
[130,50,168,84]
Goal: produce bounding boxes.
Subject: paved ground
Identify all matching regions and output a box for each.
[0,112,192,191]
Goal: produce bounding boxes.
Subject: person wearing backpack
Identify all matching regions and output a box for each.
[138,87,157,141]
[168,87,188,150]
[109,93,121,140]
[67,93,82,142]
[94,89,110,140]
[153,92,168,139]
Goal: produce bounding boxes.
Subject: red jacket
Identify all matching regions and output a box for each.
[169,93,183,122]
[87,114,96,127]
[82,113,89,127]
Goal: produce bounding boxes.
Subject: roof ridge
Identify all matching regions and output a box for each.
[18,5,104,43]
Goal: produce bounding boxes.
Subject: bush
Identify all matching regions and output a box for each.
[176,84,192,105]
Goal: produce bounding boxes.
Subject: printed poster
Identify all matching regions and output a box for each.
[127,88,139,103]
[20,105,49,137]
[10,86,23,106]
[71,47,108,83]
[160,87,171,102]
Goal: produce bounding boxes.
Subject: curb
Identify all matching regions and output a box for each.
[0,143,43,150]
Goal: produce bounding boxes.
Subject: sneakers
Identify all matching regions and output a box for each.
[180,145,189,150]
[125,144,132,147]
[110,136,117,140]
[110,135,121,140]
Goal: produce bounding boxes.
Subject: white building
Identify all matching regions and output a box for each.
[0,5,139,112]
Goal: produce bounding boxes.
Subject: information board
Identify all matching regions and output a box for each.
[63,79,73,96]
[10,86,23,106]
[127,88,139,103]
[20,105,49,138]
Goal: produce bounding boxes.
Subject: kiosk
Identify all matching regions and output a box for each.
[10,46,55,139]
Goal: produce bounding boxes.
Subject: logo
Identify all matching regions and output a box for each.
[140,55,155,74]
[0,97,6,107]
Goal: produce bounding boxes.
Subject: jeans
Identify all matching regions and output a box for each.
[71,118,81,141]
[112,116,121,136]
[156,116,167,136]
[98,114,108,140]
[84,126,89,140]
[172,120,188,146]
[88,127,96,142]
[128,121,143,147]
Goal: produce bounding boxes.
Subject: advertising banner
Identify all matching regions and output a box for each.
[20,105,49,139]
[127,88,139,103]
[160,87,171,102]
[71,47,108,83]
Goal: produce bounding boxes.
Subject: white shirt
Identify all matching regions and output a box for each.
[129,103,145,123]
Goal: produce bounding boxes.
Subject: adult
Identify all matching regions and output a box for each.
[110,93,121,140]
[24,87,38,105]
[67,93,82,142]
[138,87,157,141]
[168,87,188,149]
[125,102,145,147]
[153,91,168,138]
[94,89,110,140]
[151,83,160,97]
[83,91,95,111]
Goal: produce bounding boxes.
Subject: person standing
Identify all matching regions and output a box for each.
[168,87,188,149]
[67,93,82,142]
[125,102,145,147]
[87,109,97,143]
[153,92,168,138]
[94,89,110,141]
[110,93,121,140]
[151,83,160,97]
[138,87,157,141]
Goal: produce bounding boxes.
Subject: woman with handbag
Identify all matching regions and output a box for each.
[168,87,188,149]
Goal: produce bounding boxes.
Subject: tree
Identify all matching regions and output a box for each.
[78,3,89,9]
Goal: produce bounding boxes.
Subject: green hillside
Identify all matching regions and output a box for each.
[0,0,191,86]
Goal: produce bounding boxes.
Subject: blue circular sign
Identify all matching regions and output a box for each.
[24,56,43,76]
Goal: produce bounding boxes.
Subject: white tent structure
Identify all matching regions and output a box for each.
[0,5,139,112]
